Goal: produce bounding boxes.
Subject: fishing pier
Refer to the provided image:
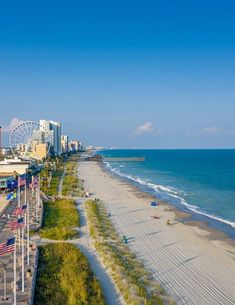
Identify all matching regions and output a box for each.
[85,155,145,162]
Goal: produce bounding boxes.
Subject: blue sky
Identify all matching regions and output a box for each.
[0,0,235,148]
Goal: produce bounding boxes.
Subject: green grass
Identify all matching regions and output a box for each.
[85,199,173,305]
[41,168,64,197]
[40,198,79,240]
[62,161,84,197]
[34,243,106,305]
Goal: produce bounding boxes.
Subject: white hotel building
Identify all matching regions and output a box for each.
[40,120,62,156]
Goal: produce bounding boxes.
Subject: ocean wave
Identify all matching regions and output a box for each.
[104,162,235,229]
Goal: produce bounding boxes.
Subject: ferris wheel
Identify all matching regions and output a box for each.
[9,121,52,160]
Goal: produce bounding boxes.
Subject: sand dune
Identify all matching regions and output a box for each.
[79,161,235,305]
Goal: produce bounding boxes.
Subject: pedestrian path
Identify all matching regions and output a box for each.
[0,195,10,214]
[73,198,126,305]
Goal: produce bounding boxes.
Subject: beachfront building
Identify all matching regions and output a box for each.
[0,158,30,175]
[61,135,69,153]
[0,172,15,191]
[69,140,83,152]
[0,148,11,156]
[40,120,62,156]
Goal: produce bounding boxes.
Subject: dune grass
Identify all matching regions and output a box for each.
[40,198,79,240]
[85,199,174,305]
[34,243,106,305]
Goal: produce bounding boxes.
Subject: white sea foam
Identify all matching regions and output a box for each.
[104,162,235,229]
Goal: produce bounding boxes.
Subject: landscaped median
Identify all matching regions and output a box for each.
[41,157,64,197]
[62,160,84,197]
[40,198,79,240]
[85,199,175,305]
[34,243,106,305]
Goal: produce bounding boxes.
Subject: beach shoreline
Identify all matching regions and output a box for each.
[79,160,235,305]
[100,161,235,244]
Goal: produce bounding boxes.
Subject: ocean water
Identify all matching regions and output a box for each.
[98,149,235,239]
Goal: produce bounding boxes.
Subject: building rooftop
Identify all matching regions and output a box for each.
[0,158,31,165]
[0,172,15,177]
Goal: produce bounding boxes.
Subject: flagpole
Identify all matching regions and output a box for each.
[17,176,20,207]
[3,266,6,301]
[24,181,27,205]
[14,233,16,305]
[27,198,30,266]
[38,174,40,218]
[18,176,21,250]
[0,261,7,300]
[35,184,38,222]
[36,176,39,222]
[22,225,24,292]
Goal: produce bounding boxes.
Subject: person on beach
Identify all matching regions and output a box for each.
[85,190,90,198]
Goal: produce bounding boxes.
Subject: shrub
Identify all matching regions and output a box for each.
[34,243,106,305]
[40,198,79,240]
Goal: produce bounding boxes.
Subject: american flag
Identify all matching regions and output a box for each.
[0,237,15,256]
[10,217,25,230]
[22,204,27,210]
[14,207,23,216]
[19,177,26,186]
[20,179,26,186]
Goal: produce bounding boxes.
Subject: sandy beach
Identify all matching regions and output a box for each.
[79,161,235,305]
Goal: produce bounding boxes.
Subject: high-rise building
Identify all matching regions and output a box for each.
[61,135,69,153]
[40,120,62,156]
[69,140,79,152]
[69,140,83,152]
[50,121,61,155]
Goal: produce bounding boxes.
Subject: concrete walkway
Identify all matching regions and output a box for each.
[0,195,10,214]
[58,169,66,197]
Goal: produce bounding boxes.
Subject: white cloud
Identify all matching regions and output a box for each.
[2,117,24,133]
[202,126,219,134]
[134,122,154,135]
[197,126,235,136]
